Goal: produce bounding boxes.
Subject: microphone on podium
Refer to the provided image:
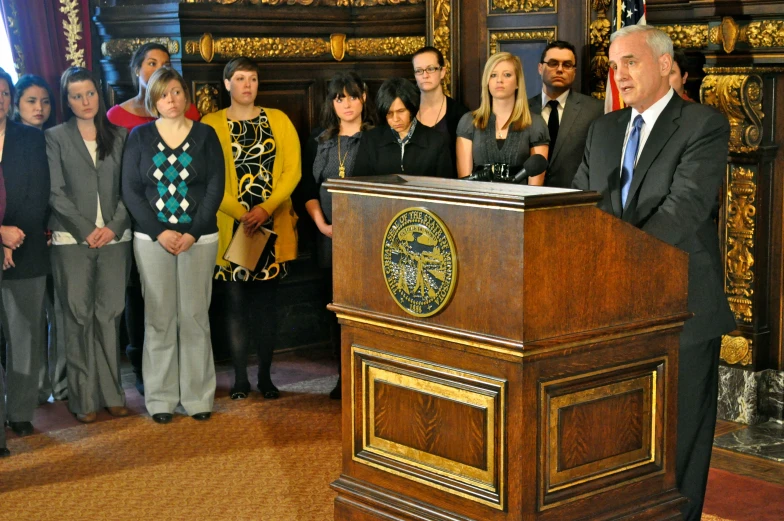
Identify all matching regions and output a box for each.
[511,154,548,184]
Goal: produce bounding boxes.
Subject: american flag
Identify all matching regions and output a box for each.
[605,0,647,113]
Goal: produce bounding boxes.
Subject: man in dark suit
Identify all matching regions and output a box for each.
[528,40,604,188]
[572,25,735,521]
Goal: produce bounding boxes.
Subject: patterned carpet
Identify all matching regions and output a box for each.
[0,375,341,521]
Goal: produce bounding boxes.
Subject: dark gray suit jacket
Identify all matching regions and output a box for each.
[46,119,130,243]
[529,90,604,188]
[572,93,736,345]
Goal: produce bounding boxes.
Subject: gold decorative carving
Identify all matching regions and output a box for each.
[655,24,708,49]
[705,66,784,74]
[4,0,25,73]
[589,0,612,100]
[431,0,453,96]
[59,0,86,67]
[701,74,763,154]
[183,0,424,5]
[102,38,180,59]
[346,37,426,58]
[491,0,554,13]
[724,165,757,324]
[330,33,346,61]
[194,34,330,62]
[719,16,740,53]
[742,20,784,48]
[194,83,220,116]
[720,335,753,366]
[489,29,556,56]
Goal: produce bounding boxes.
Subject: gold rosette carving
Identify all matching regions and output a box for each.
[655,24,708,49]
[102,38,180,59]
[183,0,424,5]
[724,165,756,324]
[720,335,753,366]
[491,0,554,13]
[195,83,221,116]
[700,74,763,154]
[346,37,426,58]
[193,35,331,62]
[489,30,556,56]
[742,20,784,48]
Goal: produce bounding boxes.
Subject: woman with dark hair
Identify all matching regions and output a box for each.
[0,118,8,457]
[202,57,301,400]
[122,67,223,424]
[13,75,56,130]
[107,43,201,131]
[0,67,50,438]
[14,73,66,405]
[46,67,131,423]
[456,52,549,182]
[365,77,452,178]
[107,42,201,395]
[411,46,469,176]
[300,72,376,399]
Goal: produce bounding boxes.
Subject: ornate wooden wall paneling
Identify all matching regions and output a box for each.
[459,1,590,109]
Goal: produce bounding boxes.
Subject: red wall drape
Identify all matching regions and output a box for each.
[1,0,92,120]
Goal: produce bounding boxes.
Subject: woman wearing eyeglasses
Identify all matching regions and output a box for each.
[456,52,549,183]
[411,46,469,178]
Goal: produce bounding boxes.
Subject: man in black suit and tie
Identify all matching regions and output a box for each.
[528,40,604,188]
[573,25,735,521]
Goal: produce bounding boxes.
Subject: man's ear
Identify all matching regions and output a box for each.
[660,53,673,77]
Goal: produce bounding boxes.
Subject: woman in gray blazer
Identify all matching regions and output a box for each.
[46,67,131,423]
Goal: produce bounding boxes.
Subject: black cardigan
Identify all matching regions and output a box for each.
[121,121,224,241]
[1,120,50,280]
[364,124,452,178]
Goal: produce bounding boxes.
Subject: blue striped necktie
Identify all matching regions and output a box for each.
[621,115,644,208]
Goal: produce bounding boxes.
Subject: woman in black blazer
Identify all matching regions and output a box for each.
[0,67,51,438]
[365,78,452,178]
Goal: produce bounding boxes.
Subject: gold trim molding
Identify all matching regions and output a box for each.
[701,74,763,154]
[60,0,86,67]
[709,16,784,53]
[102,38,180,59]
[654,24,709,49]
[346,36,426,58]
[4,0,25,73]
[186,33,424,62]
[489,29,556,56]
[182,0,424,5]
[724,165,757,324]
[720,335,753,366]
[589,0,612,100]
[491,0,555,13]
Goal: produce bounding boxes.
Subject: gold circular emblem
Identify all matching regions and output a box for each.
[382,208,457,318]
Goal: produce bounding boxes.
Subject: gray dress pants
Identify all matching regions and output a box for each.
[134,238,217,416]
[51,243,131,415]
[0,276,47,423]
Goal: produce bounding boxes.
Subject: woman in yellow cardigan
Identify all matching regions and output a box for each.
[202,57,300,399]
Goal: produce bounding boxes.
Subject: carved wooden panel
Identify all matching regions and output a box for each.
[352,344,506,509]
[539,358,666,510]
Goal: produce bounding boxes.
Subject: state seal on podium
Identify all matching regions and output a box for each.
[381,208,457,317]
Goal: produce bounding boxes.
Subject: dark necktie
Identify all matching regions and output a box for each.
[546,99,560,153]
[620,115,644,208]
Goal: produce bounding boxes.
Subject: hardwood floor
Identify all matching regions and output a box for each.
[712,420,784,486]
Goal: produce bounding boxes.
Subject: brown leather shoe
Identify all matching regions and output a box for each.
[76,412,97,423]
[106,406,130,417]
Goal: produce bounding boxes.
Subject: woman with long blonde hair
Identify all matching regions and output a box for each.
[456,52,549,183]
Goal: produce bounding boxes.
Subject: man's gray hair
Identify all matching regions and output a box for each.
[610,25,674,58]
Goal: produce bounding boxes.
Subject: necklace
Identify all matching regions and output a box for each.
[418,95,445,127]
[337,135,349,178]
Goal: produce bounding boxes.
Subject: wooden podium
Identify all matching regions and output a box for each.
[326,176,689,521]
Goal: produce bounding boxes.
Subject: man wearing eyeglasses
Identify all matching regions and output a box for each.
[528,40,603,188]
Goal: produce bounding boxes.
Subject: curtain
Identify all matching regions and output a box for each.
[0,0,92,119]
